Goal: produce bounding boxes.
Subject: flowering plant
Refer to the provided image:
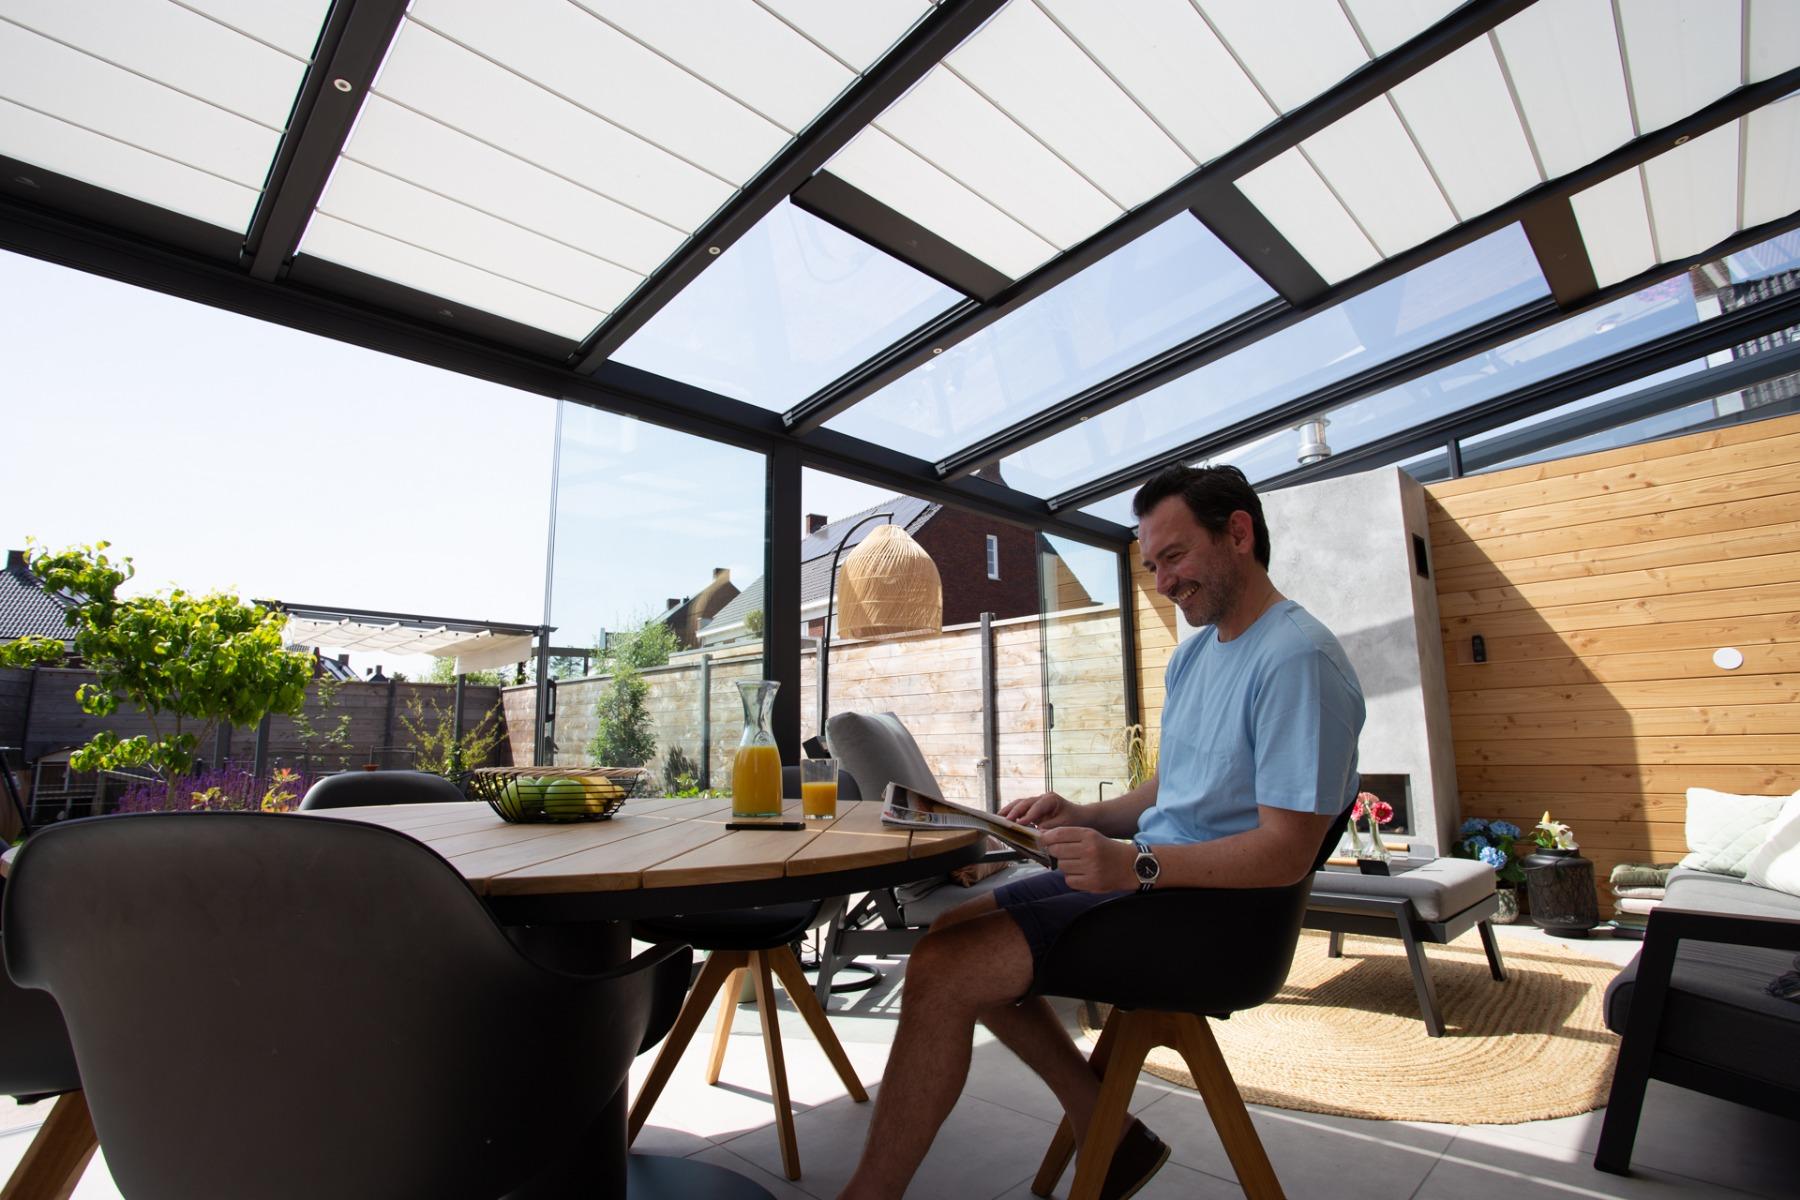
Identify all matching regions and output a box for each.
[1352,791,1393,829]
[1534,811,1578,851]
[1452,816,1527,885]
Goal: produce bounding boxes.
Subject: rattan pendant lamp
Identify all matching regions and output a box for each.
[813,516,942,750]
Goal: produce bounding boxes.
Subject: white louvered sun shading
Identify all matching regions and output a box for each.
[1232,0,1800,288]
[0,0,328,233]
[294,0,929,342]
[1571,94,1800,289]
[820,0,1458,284]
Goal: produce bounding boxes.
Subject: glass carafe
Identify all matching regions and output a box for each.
[731,679,782,819]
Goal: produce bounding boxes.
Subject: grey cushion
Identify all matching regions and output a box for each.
[1603,874,1800,1091]
[1310,855,1495,922]
[826,711,943,803]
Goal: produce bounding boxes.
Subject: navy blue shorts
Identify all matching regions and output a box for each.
[992,869,1131,969]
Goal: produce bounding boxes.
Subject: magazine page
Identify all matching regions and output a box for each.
[880,782,1056,869]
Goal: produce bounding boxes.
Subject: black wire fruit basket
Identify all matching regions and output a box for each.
[464,767,643,823]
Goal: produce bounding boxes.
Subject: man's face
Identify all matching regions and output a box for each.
[1138,495,1247,628]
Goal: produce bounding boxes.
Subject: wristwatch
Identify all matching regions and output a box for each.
[1132,839,1160,893]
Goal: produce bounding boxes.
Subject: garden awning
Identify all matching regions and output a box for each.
[274,603,545,675]
[2,0,1796,537]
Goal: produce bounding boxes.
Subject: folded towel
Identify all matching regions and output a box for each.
[1614,896,1663,915]
[1609,863,1678,888]
[1611,885,1667,899]
[1610,912,1649,926]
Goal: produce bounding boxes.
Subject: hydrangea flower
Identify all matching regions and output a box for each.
[1479,845,1508,870]
[1466,834,1490,852]
[1491,820,1521,839]
[1459,818,1486,837]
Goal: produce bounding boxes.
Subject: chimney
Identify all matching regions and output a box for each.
[713,567,728,579]
[665,598,681,612]
[5,549,23,574]
[806,513,828,534]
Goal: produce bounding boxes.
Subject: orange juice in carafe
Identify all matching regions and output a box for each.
[731,743,782,818]
[731,679,783,819]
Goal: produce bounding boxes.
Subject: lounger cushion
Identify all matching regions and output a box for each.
[1309,855,1494,922]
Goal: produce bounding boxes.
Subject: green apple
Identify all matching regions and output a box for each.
[513,776,546,817]
[542,776,590,817]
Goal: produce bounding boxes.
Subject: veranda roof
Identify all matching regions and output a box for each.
[2,0,1797,544]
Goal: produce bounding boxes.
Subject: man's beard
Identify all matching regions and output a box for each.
[1183,561,1245,628]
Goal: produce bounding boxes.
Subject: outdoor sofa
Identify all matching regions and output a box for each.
[1597,861,1800,1173]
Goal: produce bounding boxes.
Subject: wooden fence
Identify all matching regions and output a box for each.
[503,606,1130,806]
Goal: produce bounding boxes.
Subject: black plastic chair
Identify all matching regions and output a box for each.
[298,767,470,809]
[2,811,691,1200]
[627,766,867,1182]
[1027,806,1353,1200]
[0,891,92,1198]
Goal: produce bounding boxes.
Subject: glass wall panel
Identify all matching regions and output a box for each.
[826,213,1277,459]
[1036,535,1128,806]
[999,224,1548,497]
[547,403,764,788]
[612,199,961,409]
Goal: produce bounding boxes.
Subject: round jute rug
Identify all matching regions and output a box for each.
[1079,929,1621,1125]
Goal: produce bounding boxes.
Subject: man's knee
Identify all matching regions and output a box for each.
[906,911,1035,1008]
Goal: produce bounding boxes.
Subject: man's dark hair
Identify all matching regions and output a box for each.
[1131,464,1271,567]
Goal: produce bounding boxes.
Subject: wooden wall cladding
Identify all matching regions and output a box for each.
[1426,411,1800,900]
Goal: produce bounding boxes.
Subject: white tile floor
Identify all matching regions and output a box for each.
[3,924,1791,1199]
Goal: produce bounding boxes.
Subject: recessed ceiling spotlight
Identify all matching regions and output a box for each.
[1672,134,1689,146]
[931,347,944,355]
[333,78,353,93]
[707,246,721,255]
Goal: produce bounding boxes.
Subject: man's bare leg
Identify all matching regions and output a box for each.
[837,907,1035,1200]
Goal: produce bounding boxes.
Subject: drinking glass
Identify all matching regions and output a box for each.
[800,758,839,820]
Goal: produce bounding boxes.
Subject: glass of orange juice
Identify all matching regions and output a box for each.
[800,758,839,820]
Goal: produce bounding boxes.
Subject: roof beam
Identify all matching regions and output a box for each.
[781,0,1537,434]
[243,0,410,281]
[571,0,1007,372]
[1188,181,1329,306]
[1062,217,1800,509]
[1264,313,1800,490]
[792,171,1011,301]
[1521,197,1600,309]
[940,65,1800,483]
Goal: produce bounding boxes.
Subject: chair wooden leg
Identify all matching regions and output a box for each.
[706,965,748,1085]
[0,1091,98,1200]
[749,950,801,1180]
[1032,1005,1124,1196]
[1067,1012,1157,1200]
[768,943,868,1102]
[629,950,743,1142]
[1174,1015,1284,1200]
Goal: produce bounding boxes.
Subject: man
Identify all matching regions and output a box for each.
[837,465,1365,1200]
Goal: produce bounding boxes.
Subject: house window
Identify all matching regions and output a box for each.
[986,534,999,580]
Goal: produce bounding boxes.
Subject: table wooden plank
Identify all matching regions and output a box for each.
[306,802,486,830]
[784,803,915,876]
[485,819,737,895]
[908,825,984,860]
[641,823,823,889]
[446,815,679,890]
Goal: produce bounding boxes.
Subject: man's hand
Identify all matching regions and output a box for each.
[1039,827,1136,893]
[1000,791,1084,829]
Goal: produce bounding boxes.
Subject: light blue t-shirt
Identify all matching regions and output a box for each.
[1136,600,1365,846]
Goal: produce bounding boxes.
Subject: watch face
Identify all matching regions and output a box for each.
[1135,852,1157,881]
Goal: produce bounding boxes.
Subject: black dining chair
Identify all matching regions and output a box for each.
[1026,806,1354,1200]
[2,811,691,1200]
[627,766,868,1182]
[298,767,470,809]
[0,887,93,1199]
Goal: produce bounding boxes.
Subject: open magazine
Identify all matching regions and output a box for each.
[880,782,1057,869]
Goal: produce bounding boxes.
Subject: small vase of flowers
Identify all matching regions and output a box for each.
[1453,816,1527,922]
[1352,791,1393,873]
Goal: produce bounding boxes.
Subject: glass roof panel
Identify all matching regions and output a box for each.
[1744,98,1800,227]
[824,213,1277,455]
[1236,149,1381,284]
[1495,0,1634,179]
[611,200,961,409]
[1642,122,1742,263]
[826,128,1057,278]
[1749,0,1800,82]
[1341,0,1462,56]
[1000,224,1548,497]
[574,1,855,135]
[1040,0,1275,166]
[760,0,933,67]
[1298,96,1457,256]
[0,24,281,185]
[1571,169,1657,288]
[1390,37,1543,219]
[1617,0,1742,133]
[409,0,789,182]
[1199,0,1367,113]
[4,0,314,127]
[944,1,1195,210]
